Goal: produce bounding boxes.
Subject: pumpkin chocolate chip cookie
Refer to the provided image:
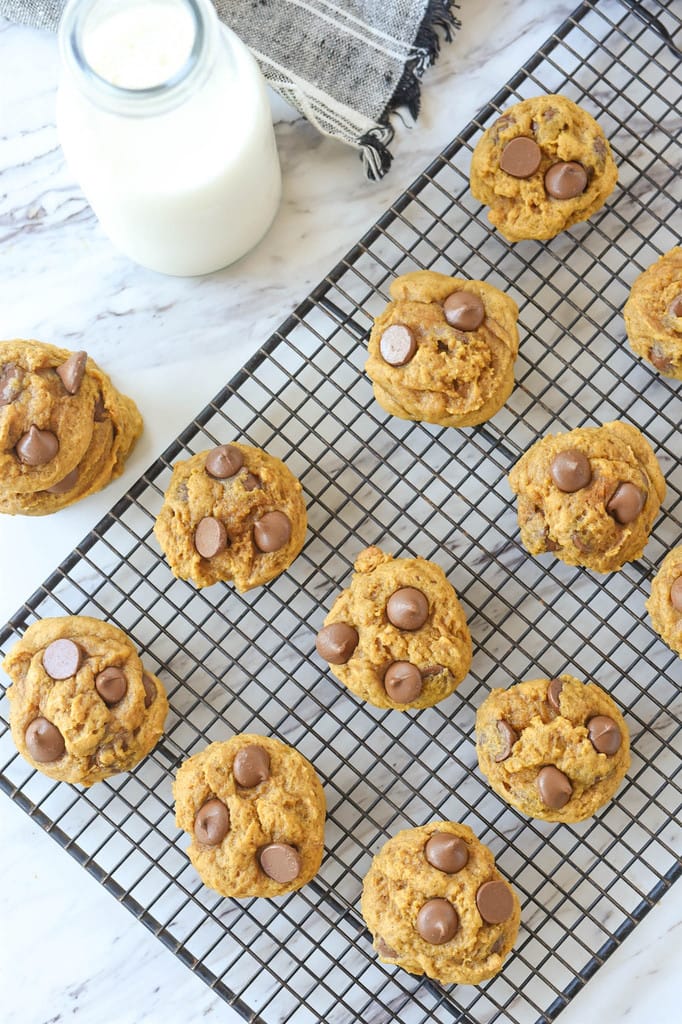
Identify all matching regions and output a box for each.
[470,94,617,242]
[361,822,520,985]
[365,269,519,427]
[624,247,682,378]
[173,734,325,898]
[315,546,472,710]
[3,616,168,786]
[646,546,682,657]
[154,442,307,591]
[508,421,665,573]
[476,675,630,823]
[0,339,142,515]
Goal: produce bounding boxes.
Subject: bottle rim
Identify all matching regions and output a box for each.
[58,0,212,115]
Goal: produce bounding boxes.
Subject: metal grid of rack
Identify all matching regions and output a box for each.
[1,1,681,1021]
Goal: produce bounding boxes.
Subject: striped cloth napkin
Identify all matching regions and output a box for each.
[1,0,461,178]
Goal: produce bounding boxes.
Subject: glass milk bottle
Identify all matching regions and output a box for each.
[56,0,282,276]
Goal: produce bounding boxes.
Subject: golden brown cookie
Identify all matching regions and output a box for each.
[365,270,519,427]
[154,442,307,591]
[624,248,682,378]
[361,822,520,985]
[315,546,472,710]
[508,421,665,573]
[173,734,325,898]
[0,339,142,515]
[3,616,168,786]
[646,546,682,656]
[470,94,617,242]
[476,675,630,823]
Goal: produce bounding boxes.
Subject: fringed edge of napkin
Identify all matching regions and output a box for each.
[359,0,461,179]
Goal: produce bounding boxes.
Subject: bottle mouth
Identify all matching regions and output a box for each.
[59,0,210,114]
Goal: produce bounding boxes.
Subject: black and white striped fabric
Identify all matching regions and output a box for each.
[1,0,460,178]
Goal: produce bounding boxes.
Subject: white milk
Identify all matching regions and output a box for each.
[83,2,195,89]
[56,0,281,276]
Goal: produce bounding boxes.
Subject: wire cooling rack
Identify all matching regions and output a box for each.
[2,1,681,1021]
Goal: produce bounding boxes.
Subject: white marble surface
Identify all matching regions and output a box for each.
[0,3,679,1022]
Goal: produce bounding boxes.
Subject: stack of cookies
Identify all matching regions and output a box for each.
[0,339,142,515]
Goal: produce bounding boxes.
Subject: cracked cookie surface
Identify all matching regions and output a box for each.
[508,421,665,573]
[361,822,520,985]
[624,247,682,378]
[365,270,519,428]
[154,442,307,591]
[174,734,325,898]
[3,615,168,786]
[470,94,617,242]
[646,546,682,657]
[315,546,472,710]
[0,339,142,515]
[476,675,630,823]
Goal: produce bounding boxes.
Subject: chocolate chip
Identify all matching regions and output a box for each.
[176,481,189,502]
[46,467,79,495]
[205,444,244,479]
[593,137,607,158]
[494,720,517,762]
[499,137,542,178]
[194,516,228,558]
[376,937,398,958]
[544,161,588,199]
[383,662,423,703]
[537,765,572,809]
[95,666,128,706]
[380,324,417,366]
[492,113,514,136]
[421,664,445,678]
[42,638,82,680]
[443,291,485,331]
[233,744,270,787]
[386,587,429,630]
[415,899,459,944]
[142,672,157,708]
[93,396,107,422]
[670,577,682,612]
[242,472,261,491]
[315,622,359,664]
[476,880,515,924]
[587,715,622,755]
[25,717,65,763]
[259,843,302,883]
[606,482,646,525]
[194,798,230,845]
[0,363,24,406]
[669,294,682,320]
[424,832,469,873]
[15,425,59,466]
[571,531,593,555]
[56,351,87,394]
[550,449,591,492]
[649,344,673,374]
[547,677,563,711]
[253,511,291,552]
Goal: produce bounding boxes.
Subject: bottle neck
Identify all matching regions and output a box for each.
[58,0,222,117]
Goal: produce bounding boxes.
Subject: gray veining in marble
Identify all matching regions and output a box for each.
[1,2,681,1023]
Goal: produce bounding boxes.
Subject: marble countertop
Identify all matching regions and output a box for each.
[0,3,679,1022]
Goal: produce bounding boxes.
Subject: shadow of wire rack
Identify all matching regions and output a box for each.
[2,0,681,1021]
